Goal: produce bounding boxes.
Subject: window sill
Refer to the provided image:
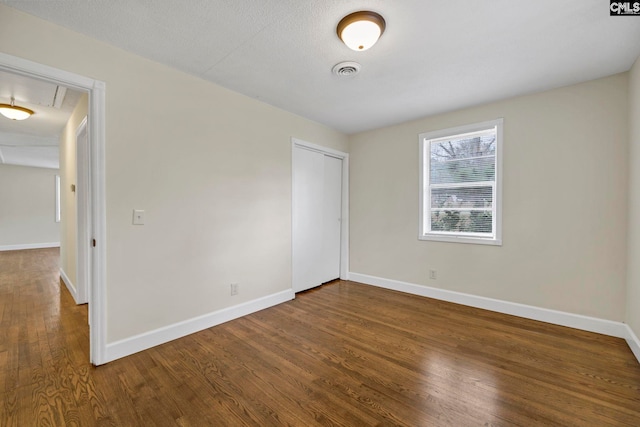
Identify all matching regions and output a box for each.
[418,234,502,246]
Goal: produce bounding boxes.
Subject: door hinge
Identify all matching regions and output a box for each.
[92,239,96,247]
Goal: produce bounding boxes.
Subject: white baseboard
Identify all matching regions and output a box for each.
[105,289,295,363]
[349,272,636,358]
[624,325,640,363]
[59,268,80,304]
[0,242,60,251]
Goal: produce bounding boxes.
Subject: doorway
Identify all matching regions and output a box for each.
[0,52,107,365]
[292,138,349,293]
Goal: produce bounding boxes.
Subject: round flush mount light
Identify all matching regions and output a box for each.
[332,61,361,77]
[0,97,34,121]
[337,11,386,51]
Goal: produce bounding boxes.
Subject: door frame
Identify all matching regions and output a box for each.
[0,52,107,365]
[291,138,349,286]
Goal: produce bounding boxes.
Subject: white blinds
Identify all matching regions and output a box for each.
[427,127,497,235]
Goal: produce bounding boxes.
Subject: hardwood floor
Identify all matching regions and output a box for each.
[1,248,640,426]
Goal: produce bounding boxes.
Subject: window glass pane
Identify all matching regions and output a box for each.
[430,135,496,184]
[430,186,493,210]
[431,210,492,233]
[55,175,61,223]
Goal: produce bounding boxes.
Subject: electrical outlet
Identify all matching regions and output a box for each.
[230,283,239,296]
[429,269,437,280]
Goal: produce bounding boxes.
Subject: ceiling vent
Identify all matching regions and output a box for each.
[332,61,361,77]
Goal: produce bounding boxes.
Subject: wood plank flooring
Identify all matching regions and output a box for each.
[1,248,640,426]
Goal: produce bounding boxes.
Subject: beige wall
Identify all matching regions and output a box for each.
[0,164,60,247]
[58,93,88,285]
[349,74,629,321]
[0,5,347,342]
[628,58,640,335]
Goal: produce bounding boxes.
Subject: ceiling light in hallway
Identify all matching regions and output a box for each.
[0,97,34,120]
[337,11,386,51]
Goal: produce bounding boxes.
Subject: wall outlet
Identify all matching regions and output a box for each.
[230,283,239,296]
[429,269,437,280]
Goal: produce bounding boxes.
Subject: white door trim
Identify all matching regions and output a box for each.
[0,52,107,365]
[291,138,349,283]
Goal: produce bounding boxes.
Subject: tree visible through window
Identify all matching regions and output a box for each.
[419,119,502,245]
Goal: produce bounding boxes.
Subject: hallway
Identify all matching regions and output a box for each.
[0,248,93,425]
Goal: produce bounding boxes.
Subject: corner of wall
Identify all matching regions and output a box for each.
[626,56,640,341]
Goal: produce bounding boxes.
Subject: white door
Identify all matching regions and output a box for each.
[293,146,343,292]
[320,155,342,283]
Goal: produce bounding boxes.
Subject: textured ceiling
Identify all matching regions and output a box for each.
[3,0,640,134]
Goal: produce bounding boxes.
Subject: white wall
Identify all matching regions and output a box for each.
[0,5,348,343]
[0,164,60,248]
[349,74,629,322]
[58,93,88,286]
[627,58,640,335]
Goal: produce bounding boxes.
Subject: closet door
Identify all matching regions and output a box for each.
[320,155,342,283]
[293,147,342,292]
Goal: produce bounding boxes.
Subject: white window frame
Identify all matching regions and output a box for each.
[55,174,61,223]
[419,118,503,246]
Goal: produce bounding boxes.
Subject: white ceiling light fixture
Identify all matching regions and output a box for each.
[0,97,34,121]
[337,11,386,51]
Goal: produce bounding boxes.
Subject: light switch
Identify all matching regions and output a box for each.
[133,209,145,225]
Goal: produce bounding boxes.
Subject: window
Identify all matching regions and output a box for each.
[419,119,502,245]
[55,175,61,223]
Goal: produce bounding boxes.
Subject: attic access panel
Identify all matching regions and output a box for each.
[0,69,67,109]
